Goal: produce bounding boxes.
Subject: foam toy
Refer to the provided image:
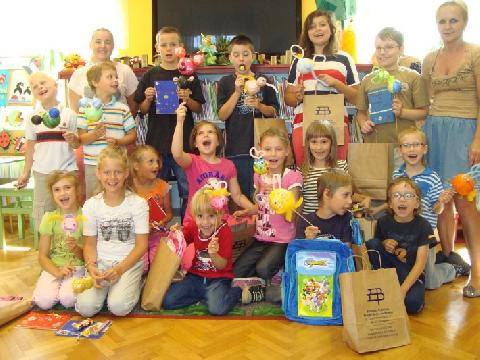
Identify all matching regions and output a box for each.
[204,180,230,210]
[31,108,60,129]
[249,147,268,175]
[269,188,303,222]
[290,45,329,88]
[79,97,103,123]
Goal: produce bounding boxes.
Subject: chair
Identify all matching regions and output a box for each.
[0,180,37,249]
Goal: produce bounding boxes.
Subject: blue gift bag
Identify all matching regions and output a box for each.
[282,239,354,325]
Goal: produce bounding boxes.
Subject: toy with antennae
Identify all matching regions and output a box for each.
[290,45,328,88]
[249,147,268,175]
[451,164,480,208]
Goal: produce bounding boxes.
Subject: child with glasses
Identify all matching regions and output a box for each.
[366,177,431,314]
[356,27,429,168]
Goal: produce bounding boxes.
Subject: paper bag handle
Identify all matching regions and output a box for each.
[347,249,382,272]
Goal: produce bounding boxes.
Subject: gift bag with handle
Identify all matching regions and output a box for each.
[339,255,411,353]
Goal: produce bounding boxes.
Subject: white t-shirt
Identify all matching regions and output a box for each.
[68,62,138,105]
[25,104,78,174]
[83,191,149,261]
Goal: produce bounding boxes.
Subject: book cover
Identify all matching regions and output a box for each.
[155,81,179,114]
[368,88,394,124]
[16,311,72,330]
[296,250,336,318]
[55,319,112,339]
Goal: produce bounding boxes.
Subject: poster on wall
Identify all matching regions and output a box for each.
[7,69,32,106]
[0,70,9,107]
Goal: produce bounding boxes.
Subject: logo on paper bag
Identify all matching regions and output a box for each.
[367,288,384,305]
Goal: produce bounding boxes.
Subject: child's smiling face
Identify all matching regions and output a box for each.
[260,136,289,173]
[29,74,57,105]
[51,178,78,213]
[388,182,420,222]
[309,136,332,165]
[398,132,427,167]
[195,123,219,156]
[93,68,119,97]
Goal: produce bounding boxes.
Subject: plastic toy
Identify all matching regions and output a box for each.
[451,164,480,203]
[79,97,103,123]
[204,180,230,210]
[249,147,268,175]
[31,108,60,129]
[371,67,408,94]
[290,45,328,88]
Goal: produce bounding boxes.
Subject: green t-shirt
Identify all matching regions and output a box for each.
[39,208,84,267]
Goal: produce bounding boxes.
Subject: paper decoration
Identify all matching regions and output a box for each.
[155,81,179,114]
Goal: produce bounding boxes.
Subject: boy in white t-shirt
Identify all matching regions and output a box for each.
[17,72,79,231]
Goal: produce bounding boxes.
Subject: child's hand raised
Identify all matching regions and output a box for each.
[176,102,187,122]
[305,226,320,240]
[208,237,220,254]
[234,76,245,94]
[392,99,403,117]
[144,86,156,101]
[382,238,398,254]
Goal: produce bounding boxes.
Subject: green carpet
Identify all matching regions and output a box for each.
[35,302,285,319]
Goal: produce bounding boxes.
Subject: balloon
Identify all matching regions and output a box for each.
[269,188,303,222]
[204,180,230,210]
[80,98,103,123]
[62,214,78,234]
[175,47,186,59]
[72,277,94,293]
[250,147,268,175]
[452,173,476,201]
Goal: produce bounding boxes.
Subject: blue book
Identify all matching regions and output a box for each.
[368,88,394,124]
[155,81,179,114]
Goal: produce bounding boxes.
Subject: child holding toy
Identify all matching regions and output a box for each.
[233,128,303,303]
[366,177,431,314]
[284,10,359,164]
[356,27,429,167]
[32,171,84,310]
[130,145,173,272]
[217,34,279,199]
[77,62,137,199]
[76,145,148,317]
[17,72,79,231]
[172,103,255,225]
[296,171,353,246]
[162,187,243,315]
[134,26,205,220]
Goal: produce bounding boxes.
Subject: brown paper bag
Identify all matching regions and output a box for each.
[357,217,377,242]
[303,93,345,145]
[254,117,294,165]
[0,299,32,326]
[231,221,255,262]
[141,240,180,311]
[340,268,411,353]
[351,243,371,272]
[347,143,394,200]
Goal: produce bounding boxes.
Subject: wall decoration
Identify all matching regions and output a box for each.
[7,69,32,106]
[0,70,9,107]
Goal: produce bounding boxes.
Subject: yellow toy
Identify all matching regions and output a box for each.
[72,276,94,293]
[268,188,303,222]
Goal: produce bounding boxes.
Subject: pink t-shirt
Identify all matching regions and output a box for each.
[183,154,237,224]
[254,168,303,244]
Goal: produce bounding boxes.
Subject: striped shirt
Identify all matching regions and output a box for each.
[393,165,444,228]
[77,97,136,165]
[301,160,349,215]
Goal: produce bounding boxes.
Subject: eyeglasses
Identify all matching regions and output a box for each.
[399,142,424,149]
[375,45,399,52]
[391,192,417,200]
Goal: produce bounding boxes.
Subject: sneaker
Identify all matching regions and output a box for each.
[452,263,470,277]
[232,277,265,289]
[242,285,265,304]
[463,284,480,298]
[435,250,448,264]
[447,251,471,270]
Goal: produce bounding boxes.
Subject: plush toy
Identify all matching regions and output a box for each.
[31,108,60,129]
[79,97,103,123]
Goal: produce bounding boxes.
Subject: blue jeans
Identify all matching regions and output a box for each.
[162,273,242,316]
[366,238,425,314]
[159,153,188,220]
[228,155,254,200]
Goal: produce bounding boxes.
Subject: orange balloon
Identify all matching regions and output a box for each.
[451,174,475,196]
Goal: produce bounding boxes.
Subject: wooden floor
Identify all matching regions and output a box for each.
[1,228,480,359]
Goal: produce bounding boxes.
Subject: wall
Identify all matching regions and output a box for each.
[121,0,314,63]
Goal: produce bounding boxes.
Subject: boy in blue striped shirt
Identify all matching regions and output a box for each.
[77,62,137,198]
[393,127,470,288]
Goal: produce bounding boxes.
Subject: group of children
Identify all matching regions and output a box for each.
[22,10,473,317]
